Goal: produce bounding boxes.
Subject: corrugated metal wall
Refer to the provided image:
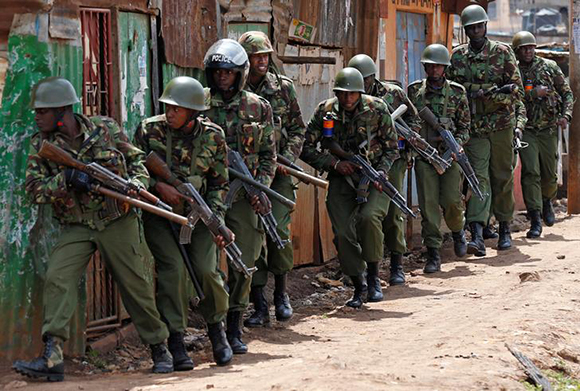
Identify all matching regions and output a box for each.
[0,13,86,363]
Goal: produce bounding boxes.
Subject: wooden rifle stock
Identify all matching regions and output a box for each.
[38,140,86,171]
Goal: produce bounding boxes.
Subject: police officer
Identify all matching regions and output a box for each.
[203,39,276,354]
[348,53,422,286]
[408,44,471,272]
[14,77,173,381]
[447,5,524,256]
[238,31,306,326]
[301,67,398,308]
[512,31,573,237]
[134,77,233,367]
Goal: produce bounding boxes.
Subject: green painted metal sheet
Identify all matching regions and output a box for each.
[118,12,152,137]
[161,63,205,90]
[0,18,86,363]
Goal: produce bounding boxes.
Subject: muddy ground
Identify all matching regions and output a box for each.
[2,201,580,390]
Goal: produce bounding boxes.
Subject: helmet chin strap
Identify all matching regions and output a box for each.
[182,111,200,131]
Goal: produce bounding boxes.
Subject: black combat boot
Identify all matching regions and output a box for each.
[543,198,555,227]
[424,247,441,273]
[366,262,384,302]
[244,286,270,327]
[273,274,293,321]
[167,332,194,371]
[13,334,65,382]
[497,221,512,250]
[207,321,233,366]
[452,229,468,257]
[346,274,367,308]
[226,311,248,355]
[150,343,174,373]
[467,222,486,257]
[482,224,499,239]
[526,210,543,238]
[388,253,405,285]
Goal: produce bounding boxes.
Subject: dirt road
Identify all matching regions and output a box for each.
[2,211,580,390]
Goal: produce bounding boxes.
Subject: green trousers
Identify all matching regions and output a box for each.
[382,158,407,255]
[143,211,229,327]
[415,159,465,249]
[225,198,262,312]
[253,173,296,287]
[42,212,168,345]
[520,129,558,211]
[326,175,391,277]
[465,126,515,224]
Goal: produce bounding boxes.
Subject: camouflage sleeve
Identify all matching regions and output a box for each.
[398,91,422,133]
[256,100,277,187]
[453,90,471,145]
[446,51,464,85]
[551,63,574,120]
[514,99,527,130]
[301,104,338,171]
[105,118,150,189]
[280,80,306,162]
[25,140,69,204]
[133,123,157,189]
[206,129,230,221]
[374,104,399,173]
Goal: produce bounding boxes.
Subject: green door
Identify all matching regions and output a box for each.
[118,12,152,138]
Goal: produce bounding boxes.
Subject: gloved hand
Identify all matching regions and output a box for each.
[64,169,92,192]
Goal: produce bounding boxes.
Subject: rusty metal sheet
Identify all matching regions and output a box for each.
[49,4,81,40]
[162,0,218,69]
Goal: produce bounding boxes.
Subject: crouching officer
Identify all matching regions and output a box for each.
[408,45,471,272]
[14,77,173,381]
[512,31,573,237]
[203,39,276,353]
[238,31,306,326]
[134,76,233,367]
[301,68,398,308]
[348,53,422,286]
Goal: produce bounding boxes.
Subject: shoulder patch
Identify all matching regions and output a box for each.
[449,81,466,92]
[142,114,167,129]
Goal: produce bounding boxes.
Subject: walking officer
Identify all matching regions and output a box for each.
[512,31,573,237]
[407,44,471,272]
[203,39,276,354]
[238,31,306,326]
[301,67,398,308]
[348,53,422,286]
[134,76,233,367]
[13,77,173,381]
[447,4,524,256]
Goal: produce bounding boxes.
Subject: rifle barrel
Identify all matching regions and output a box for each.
[280,163,329,189]
[228,168,296,210]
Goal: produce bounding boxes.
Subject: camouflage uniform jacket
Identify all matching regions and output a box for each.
[25,114,149,230]
[447,39,524,136]
[134,114,229,221]
[519,55,574,133]
[247,72,306,162]
[407,78,471,154]
[204,88,276,187]
[302,95,398,173]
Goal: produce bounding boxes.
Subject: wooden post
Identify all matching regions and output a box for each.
[569,0,580,213]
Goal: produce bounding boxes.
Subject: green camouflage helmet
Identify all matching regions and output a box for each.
[159,76,209,111]
[238,31,274,55]
[333,67,365,93]
[31,76,80,109]
[420,44,451,66]
[461,5,489,27]
[512,31,537,50]
[348,54,377,78]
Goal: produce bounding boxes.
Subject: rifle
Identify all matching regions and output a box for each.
[418,107,487,201]
[145,152,254,278]
[386,103,451,175]
[324,139,417,218]
[38,141,193,227]
[468,83,518,114]
[227,169,295,210]
[227,150,289,249]
[38,140,172,211]
[277,156,329,189]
